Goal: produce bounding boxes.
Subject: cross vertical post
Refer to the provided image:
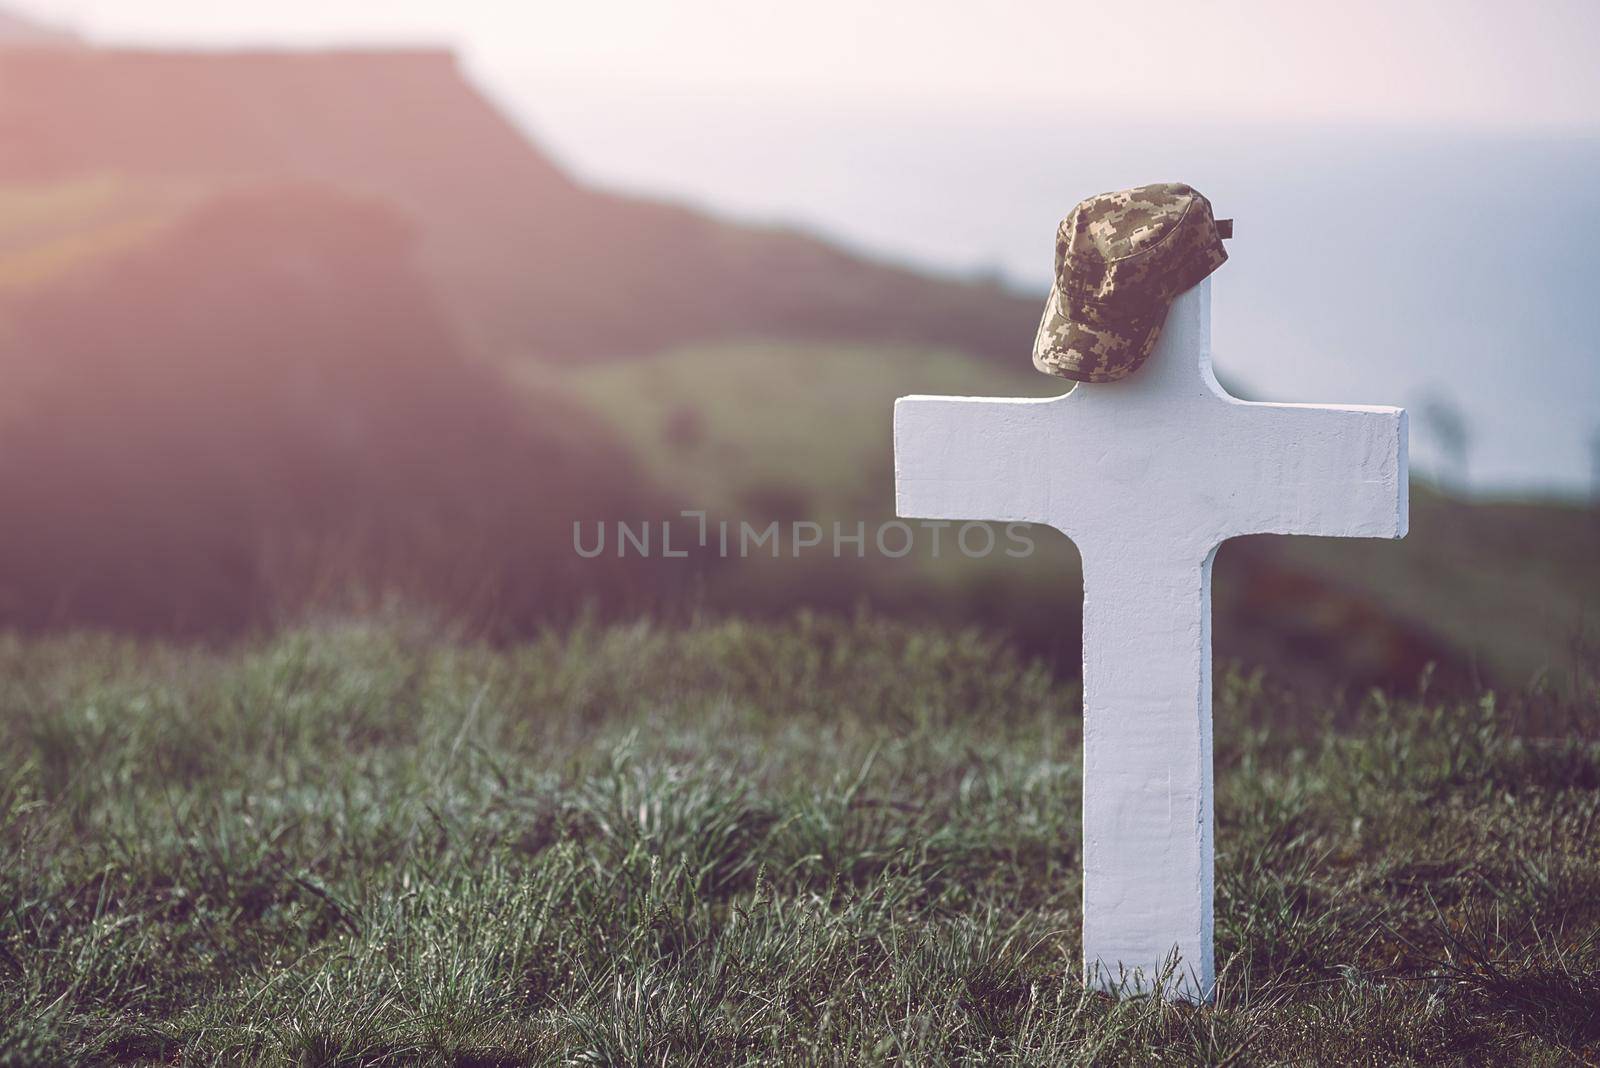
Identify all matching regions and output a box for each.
[893,278,1407,1000]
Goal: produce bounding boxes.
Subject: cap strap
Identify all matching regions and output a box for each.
[1215,218,1234,240]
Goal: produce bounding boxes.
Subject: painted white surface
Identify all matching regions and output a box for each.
[893,277,1408,1000]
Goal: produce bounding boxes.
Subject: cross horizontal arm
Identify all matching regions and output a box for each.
[1216,401,1409,540]
[894,394,1063,525]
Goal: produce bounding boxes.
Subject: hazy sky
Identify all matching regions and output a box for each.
[16,0,1600,130]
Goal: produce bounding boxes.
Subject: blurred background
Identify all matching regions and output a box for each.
[0,0,1595,692]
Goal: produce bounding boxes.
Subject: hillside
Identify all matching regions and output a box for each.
[541,342,1597,689]
[0,47,1040,363]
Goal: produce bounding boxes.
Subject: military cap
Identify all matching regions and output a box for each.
[1033,182,1231,383]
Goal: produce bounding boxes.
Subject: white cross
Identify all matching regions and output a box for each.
[893,277,1407,1001]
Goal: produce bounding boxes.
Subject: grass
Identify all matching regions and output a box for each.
[1,613,1597,1065]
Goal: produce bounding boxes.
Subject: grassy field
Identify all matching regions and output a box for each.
[2,615,1597,1065]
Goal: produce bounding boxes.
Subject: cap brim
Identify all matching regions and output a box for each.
[1031,277,1165,383]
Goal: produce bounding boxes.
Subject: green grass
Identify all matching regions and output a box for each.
[2,614,1597,1065]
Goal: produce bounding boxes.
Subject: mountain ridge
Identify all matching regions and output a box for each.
[0,5,80,47]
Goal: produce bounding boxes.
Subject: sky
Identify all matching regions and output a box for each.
[15,0,1600,130]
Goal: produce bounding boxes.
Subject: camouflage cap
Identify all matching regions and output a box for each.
[1033,182,1231,383]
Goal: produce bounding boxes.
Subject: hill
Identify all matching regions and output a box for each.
[0,184,666,632]
[0,47,1040,363]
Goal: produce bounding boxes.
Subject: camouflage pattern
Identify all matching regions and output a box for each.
[1033,182,1230,383]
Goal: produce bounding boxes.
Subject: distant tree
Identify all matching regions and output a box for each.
[1591,426,1600,506]
[1416,391,1473,494]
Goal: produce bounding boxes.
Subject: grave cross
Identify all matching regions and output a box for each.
[893,278,1407,1001]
